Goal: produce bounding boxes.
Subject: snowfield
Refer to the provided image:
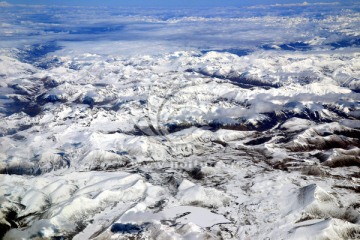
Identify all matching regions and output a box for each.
[0,2,360,240]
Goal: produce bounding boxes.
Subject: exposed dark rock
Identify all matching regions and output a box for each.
[111,223,143,234]
[245,136,272,146]
[187,166,204,180]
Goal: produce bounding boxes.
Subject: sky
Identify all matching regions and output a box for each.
[2,0,355,7]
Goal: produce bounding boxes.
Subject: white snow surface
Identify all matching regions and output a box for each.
[0,47,359,239]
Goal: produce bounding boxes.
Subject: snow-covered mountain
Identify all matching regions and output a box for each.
[0,2,359,240]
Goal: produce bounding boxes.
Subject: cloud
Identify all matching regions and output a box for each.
[271,1,340,7]
[0,1,11,7]
[248,1,340,9]
[0,2,358,56]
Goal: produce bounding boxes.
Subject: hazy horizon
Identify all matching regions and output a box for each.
[2,0,357,7]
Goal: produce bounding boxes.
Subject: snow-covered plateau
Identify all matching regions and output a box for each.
[0,2,360,240]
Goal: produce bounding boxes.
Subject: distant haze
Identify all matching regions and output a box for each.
[2,0,356,7]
